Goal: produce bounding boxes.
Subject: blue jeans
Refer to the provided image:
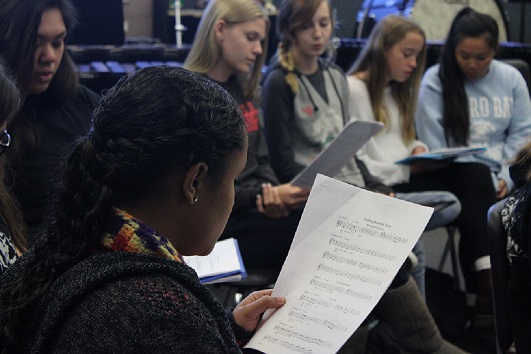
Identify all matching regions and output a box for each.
[395,191,462,299]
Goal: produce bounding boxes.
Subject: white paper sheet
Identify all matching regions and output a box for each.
[245,174,433,354]
[291,120,383,187]
[183,238,246,284]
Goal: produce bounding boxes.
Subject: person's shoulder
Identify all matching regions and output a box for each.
[262,63,290,93]
[322,59,348,88]
[420,64,442,89]
[43,252,203,308]
[346,75,366,91]
[263,62,286,82]
[423,64,440,79]
[493,59,519,72]
[491,60,528,82]
[324,60,346,75]
[74,84,101,107]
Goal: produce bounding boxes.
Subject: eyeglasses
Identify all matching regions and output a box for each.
[0,129,11,156]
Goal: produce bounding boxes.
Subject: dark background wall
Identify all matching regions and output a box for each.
[72,0,531,94]
[152,1,530,44]
[278,0,531,44]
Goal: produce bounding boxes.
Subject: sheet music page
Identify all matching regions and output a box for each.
[291,120,383,187]
[245,174,433,354]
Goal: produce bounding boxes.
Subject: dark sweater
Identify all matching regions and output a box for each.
[218,76,280,215]
[10,85,100,239]
[1,251,249,353]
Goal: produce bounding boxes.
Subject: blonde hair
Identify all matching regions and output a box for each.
[184,0,268,99]
[276,0,333,94]
[347,15,426,144]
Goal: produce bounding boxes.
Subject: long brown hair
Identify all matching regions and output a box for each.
[0,0,79,161]
[347,15,426,144]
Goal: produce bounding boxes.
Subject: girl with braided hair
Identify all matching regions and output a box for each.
[261,0,464,352]
[0,66,286,352]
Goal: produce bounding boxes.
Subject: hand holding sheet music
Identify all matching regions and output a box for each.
[245,174,433,353]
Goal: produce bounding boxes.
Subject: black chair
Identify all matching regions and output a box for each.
[500,58,531,95]
[487,198,512,353]
[437,224,462,290]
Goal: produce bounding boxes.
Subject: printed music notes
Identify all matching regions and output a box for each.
[245,174,433,354]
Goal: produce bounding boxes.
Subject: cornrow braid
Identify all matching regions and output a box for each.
[0,66,247,346]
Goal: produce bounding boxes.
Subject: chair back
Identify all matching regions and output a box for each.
[487,197,512,353]
[500,58,531,95]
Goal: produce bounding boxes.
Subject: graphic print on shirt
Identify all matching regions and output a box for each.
[0,229,17,273]
[240,102,259,133]
[302,104,315,117]
[469,96,513,120]
[468,94,512,163]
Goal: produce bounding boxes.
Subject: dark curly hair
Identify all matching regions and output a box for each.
[0,66,246,347]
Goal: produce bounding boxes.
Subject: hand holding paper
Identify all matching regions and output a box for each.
[232,289,286,332]
[245,174,433,354]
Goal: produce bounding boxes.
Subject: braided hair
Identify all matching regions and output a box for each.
[276,0,334,94]
[0,66,246,345]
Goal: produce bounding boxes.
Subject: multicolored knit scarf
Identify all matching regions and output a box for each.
[100,208,184,263]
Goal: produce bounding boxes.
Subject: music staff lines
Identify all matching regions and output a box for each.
[272,325,333,348]
[299,294,360,316]
[263,335,309,354]
[322,251,388,274]
[329,237,397,261]
[317,263,382,285]
[309,278,373,300]
[336,219,407,244]
[289,310,349,332]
